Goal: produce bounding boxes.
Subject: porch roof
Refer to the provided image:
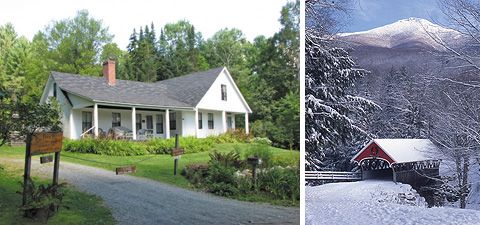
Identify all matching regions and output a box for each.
[51,67,225,109]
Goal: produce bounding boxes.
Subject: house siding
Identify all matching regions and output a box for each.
[195,110,226,138]
[182,111,196,137]
[197,70,251,113]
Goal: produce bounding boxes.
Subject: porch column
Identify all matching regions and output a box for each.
[94,103,98,137]
[132,107,136,140]
[165,109,170,139]
[245,113,249,134]
[69,110,74,139]
[194,108,199,137]
[222,110,227,133]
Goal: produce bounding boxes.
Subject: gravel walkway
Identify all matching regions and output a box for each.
[25,159,299,225]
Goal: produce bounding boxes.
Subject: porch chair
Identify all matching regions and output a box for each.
[137,129,153,140]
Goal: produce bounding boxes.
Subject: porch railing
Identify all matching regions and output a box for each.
[81,126,95,138]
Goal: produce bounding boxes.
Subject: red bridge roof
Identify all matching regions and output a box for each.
[351,139,438,165]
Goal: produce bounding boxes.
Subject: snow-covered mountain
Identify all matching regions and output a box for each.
[340,18,464,51]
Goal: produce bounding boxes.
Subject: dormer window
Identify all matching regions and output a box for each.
[221,84,227,101]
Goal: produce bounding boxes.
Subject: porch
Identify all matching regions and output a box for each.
[66,103,249,140]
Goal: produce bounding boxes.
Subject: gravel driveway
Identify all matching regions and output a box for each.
[27,159,299,224]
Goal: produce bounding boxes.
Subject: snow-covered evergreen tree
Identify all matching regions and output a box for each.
[305,0,379,170]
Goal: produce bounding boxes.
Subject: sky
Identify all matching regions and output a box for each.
[0,0,289,50]
[345,0,446,33]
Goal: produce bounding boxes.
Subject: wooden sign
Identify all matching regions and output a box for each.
[247,157,259,165]
[40,155,53,164]
[30,132,63,156]
[116,166,136,175]
[171,147,184,156]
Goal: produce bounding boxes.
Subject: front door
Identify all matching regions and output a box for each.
[146,115,153,130]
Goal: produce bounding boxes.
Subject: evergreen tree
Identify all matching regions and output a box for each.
[124,24,159,82]
[0,23,30,98]
[305,0,379,170]
[157,20,208,80]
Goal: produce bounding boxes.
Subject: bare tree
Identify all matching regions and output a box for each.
[425,0,480,74]
[428,83,480,208]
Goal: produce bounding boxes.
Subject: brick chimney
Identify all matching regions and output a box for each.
[103,60,116,85]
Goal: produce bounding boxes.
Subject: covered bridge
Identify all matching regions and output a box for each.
[351,139,441,187]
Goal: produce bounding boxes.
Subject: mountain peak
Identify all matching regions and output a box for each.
[340,18,463,51]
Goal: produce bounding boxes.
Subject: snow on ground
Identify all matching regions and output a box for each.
[306,180,480,225]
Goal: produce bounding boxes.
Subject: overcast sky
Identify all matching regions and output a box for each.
[1,0,289,50]
[344,0,446,32]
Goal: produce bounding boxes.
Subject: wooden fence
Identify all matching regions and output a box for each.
[305,171,362,181]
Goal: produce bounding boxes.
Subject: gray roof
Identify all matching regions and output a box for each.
[157,67,224,106]
[51,67,226,108]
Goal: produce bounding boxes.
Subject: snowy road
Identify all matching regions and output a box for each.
[306,180,480,225]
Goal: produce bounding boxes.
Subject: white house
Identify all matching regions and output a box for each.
[40,61,252,140]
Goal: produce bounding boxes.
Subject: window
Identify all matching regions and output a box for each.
[156,114,164,134]
[198,112,203,129]
[170,112,176,130]
[146,115,153,130]
[53,83,57,98]
[82,112,92,134]
[227,116,232,130]
[112,113,121,127]
[136,114,142,131]
[208,113,214,129]
[221,84,227,101]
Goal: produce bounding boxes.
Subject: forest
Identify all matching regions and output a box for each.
[0,0,299,150]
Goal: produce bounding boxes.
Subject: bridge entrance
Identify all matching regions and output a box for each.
[359,158,393,180]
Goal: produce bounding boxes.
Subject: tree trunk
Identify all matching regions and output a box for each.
[460,156,469,209]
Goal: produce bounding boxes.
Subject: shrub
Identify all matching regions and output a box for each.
[63,135,218,156]
[258,167,300,202]
[244,143,274,168]
[249,137,272,146]
[17,177,69,220]
[209,150,245,169]
[63,138,149,156]
[210,129,255,144]
[208,182,239,197]
[145,138,174,154]
[181,162,208,185]
[204,160,239,196]
[181,144,300,205]
[271,154,300,168]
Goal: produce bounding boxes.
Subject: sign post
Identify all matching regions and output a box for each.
[23,132,63,205]
[22,134,32,206]
[53,151,61,185]
[171,134,184,175]
[247,157,261,186]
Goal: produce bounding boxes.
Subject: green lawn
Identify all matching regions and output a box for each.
[1,142,299,189]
